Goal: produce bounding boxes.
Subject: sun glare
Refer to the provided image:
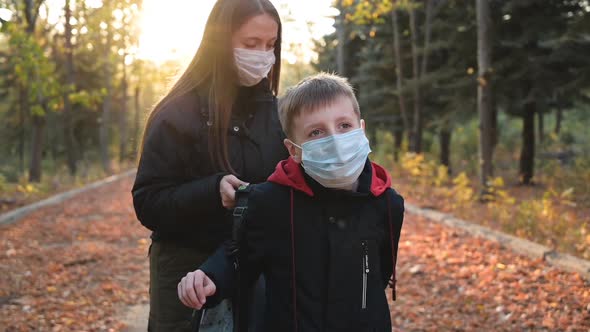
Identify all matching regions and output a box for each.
[137,0,335,65]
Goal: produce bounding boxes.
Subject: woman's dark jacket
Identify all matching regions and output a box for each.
[131,79,289,251]
[200,157,405,332]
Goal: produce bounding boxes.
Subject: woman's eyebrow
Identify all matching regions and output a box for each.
[243,36,277,42]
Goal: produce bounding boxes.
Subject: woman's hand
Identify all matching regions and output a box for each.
[220,175,248,209]
[178,270,217,310]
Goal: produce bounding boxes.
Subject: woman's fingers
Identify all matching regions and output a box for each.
[225,175,248,189]
[220,175,249,209]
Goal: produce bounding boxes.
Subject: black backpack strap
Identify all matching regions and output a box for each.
[230,184,251,332]
[190,309,203,332]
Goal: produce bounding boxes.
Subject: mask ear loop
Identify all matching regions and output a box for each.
[288,140,304,166]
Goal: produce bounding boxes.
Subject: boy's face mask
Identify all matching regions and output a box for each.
[292,128,371,190]
[234,48,276,87]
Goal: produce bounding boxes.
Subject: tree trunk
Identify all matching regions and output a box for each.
[336,0,346,76]
[24,0,45,182]
[391,8,410,139]
[29,115,45,182]
[439,126,452,174]
[491,93,498,150]
[408,7,422,153]
[554,107,562,135]
[119,56,128,162]
[132,85,141,159]
[100,21,113,174]
[421,0,433,77]
[477,0,494,196]
[63,0,77,175]
[519,101,536,185]
[537,109,544,144]
[18,85,27,173]
[394,119,404,161]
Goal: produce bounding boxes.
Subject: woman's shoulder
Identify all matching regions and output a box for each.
[149,90,206,137]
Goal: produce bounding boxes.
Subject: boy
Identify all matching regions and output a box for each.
[178,73,405,331]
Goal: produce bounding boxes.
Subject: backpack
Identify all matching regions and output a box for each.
[190,185,252,332]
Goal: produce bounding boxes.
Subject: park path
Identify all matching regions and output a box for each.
[0,175,588,331]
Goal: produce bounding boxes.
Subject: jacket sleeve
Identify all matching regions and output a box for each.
[380,189,405,289]
[131,107,227,234]
[199,187,266,306]
[198,243,236,308]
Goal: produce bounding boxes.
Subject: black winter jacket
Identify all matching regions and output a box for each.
[131,79,289,251]
[200,157,405,332]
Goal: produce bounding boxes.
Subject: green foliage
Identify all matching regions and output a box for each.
[5,23,61,115]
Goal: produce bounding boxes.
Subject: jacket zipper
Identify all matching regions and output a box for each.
[361,240,369,309]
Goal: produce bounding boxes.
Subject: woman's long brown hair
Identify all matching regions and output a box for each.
[139,0,282,173]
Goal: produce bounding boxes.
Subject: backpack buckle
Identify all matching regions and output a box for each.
[233,206,247,217]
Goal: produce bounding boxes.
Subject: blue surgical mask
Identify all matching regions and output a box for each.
[292,128,371,190]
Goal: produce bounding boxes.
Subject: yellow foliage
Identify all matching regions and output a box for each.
[434,165,449,187]
[17,183,38,194]
[451,172,473,206]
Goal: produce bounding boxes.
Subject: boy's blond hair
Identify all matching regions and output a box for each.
[278,73,361,139]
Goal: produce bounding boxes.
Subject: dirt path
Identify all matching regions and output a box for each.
[0,176,150,331]
[0,175,588,331]
[390,214,589,331]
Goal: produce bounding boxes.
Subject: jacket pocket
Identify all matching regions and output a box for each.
[361,240,370,310]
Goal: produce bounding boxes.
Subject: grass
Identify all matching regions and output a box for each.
[0,158,136,214]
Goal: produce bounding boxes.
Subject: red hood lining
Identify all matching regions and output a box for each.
[267,157,391,197]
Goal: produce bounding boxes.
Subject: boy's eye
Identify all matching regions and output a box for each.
[340,123,352,129]
[309,129,322,137]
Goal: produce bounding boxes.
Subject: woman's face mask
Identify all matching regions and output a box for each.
[231,13,279,86]
[234,48,276,87]
[291,128,372,190]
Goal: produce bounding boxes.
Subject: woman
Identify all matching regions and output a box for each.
[131,0,287,330]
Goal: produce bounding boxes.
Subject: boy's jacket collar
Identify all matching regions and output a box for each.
[267,156,391,197]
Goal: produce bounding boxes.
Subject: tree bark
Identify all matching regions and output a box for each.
[132,85,141,159]
[100,19,113,174]
[18,85,27,173]
[63,0,77,175]
[24,0,46,182]
[408,7,422,153]
[421,0,433,77]
[519,101,536,185]
[554,107,562,135]
[394,119,404,161]
[119,55,128,162]
[491,92,498,150]
[477,0,494,196]
[439,126,452,174]
[537,109,544,144]
[336,0,346,76]
[29,115,45,182]
[391,8,410,141]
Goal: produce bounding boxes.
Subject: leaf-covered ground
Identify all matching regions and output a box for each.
[0,175,588,331]
[0,176,150,331]
[391,213,590,331]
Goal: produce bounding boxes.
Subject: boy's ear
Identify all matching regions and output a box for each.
[361,118,366,131]
[283,138,302,164]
